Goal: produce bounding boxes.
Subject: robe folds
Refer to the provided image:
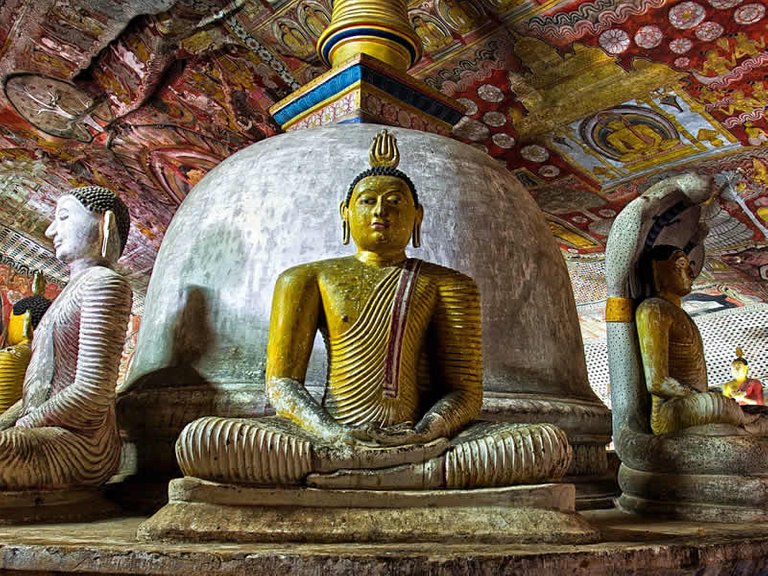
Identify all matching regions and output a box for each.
[0,266,131,489]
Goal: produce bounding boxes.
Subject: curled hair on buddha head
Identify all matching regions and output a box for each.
[67,186,131,256]
[345,166,419,206]
[345,129,419,207]
[638,244,686,299]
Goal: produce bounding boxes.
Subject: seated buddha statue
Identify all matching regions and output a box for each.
[636,245,768,435]
[722,347,764,406]
[0,186,132,490]
[176,130,572,490]
[0,272,52,414]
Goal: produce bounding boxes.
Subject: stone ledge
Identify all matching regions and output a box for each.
[0,487,119,525]
[0,511,767,575]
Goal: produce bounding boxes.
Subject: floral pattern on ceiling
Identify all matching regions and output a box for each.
[0,0,765,298]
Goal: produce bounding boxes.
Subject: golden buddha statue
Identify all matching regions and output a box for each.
[0,311,32,415]
[0,272,52,414]
[722,347,764,406]
[176,130,572,489]
[0,186,132,490]
[636,245,768,435]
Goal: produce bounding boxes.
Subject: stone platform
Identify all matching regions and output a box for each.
[138,478,598,545]
[1,509,768,575]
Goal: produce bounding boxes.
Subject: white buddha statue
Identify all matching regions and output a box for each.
[0,186,132,489]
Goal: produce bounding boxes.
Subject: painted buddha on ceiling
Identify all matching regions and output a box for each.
[176,130,573,490]
[0,186,132,490]
[598,114,677,163]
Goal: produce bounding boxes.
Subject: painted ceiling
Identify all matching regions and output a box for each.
[0,0,767,317]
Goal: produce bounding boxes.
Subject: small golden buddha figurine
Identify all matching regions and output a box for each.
[722,347,764,406]
[0,272,52,414]
[636,245,768,435]
[0,186,132,489]
[176,130,572,489]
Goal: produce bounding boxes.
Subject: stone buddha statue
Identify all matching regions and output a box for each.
[0,186,132,490]
[635,245,768,435]
[176,130,572,490]
[0,272,52,414]
[722,347,764,406]
[607,172,768,520]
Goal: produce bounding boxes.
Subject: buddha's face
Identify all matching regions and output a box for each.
[343,175,422,253]
[653,250,694,297]
[45,195,102,264]
[731,361,749,381]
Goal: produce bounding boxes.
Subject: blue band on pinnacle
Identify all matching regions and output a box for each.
[319,27,418,67]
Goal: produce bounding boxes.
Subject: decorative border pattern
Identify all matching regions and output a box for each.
[0,225,67,287]
[272,56,463,129]
[523,0,667,44]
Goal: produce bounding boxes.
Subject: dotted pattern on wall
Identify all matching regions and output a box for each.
[696,304,768,385]
[584,340,611,408]
[583,303,768,409]
[567,258,607,305]
[0,224,68,286]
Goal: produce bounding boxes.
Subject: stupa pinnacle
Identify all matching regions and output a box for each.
[269,0,462,134]
[317,0,422,71]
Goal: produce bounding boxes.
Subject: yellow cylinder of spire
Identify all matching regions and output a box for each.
[316,0,422,71]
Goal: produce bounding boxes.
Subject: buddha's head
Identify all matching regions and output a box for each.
[45,186,130,267]
[641,244,695,299]
[340,130,423,253]
[731,347,750,381]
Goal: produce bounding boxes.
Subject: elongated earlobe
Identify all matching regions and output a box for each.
[22,310,33,341]
[100,210,120,262]
[412,205,423,248]
[342,221,350,245]
[101,211,113,259]
[339,201,350,245]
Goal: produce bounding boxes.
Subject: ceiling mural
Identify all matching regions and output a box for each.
[0,0,765,313]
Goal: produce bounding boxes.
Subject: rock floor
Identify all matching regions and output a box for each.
[0,508,767,575]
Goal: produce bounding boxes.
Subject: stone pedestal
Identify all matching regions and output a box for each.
[138,477,599,544]
[618,463,768,522]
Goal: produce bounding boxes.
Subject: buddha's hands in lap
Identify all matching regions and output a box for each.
[316,422,450,472]
[652,376,700,399]
[348,421,440,447]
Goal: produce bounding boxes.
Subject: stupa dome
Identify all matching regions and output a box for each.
[121,124,608,484]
